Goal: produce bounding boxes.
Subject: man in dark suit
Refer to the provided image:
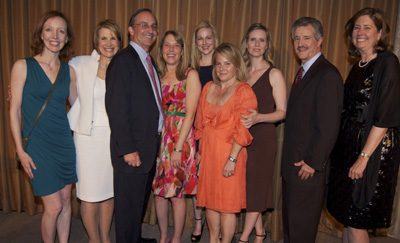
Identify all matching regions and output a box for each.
[281,17,343,243]
[105,8,162,243]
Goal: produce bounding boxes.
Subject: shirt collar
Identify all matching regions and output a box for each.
[130,41,149,61]
[302,51,322,77]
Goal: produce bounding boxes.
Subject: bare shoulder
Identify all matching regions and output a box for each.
[269,67,285,85]
[187,68,199,79]
[269,67,284,78]
[69,65,76,75]
[12,59,27,72]
[187,69,200,83]
[269,68,283,79]
[11,59,27,82]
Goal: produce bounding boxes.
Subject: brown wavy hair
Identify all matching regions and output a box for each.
[345,7,391,57]
[157,30,189,81]
[31,10,74,59]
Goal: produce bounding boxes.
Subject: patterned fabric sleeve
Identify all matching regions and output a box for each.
[227,83,257,146]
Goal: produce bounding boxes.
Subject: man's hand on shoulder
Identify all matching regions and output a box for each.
[124,152,142,167]
[294,160,315,180]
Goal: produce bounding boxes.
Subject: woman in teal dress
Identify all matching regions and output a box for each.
[9,11,77,243]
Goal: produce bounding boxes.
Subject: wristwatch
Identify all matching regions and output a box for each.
[360,152,370,158]
[228,156,237,163]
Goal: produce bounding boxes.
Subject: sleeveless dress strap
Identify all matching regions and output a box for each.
[185,68,193,77]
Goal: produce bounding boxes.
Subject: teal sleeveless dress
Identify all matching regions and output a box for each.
[22,57,77,196]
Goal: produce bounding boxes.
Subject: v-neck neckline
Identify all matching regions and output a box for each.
[31,57,61,85]
[249,66,272,88]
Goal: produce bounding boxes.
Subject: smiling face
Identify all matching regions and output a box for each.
[352,15,381,55]
[247,29,268,58]
[293,25,323,64]
[128,11,157,52]
[162,34,183,66]
[196,27,215,57]
[97,27,119,59]
[41,16,68,54]
[215,53,237,83]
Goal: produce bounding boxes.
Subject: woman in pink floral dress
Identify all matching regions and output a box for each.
[152,30,201,243]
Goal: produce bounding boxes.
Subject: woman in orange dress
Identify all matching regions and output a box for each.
[195,43,257,243]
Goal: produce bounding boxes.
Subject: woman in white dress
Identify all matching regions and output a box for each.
[68,20,122,243]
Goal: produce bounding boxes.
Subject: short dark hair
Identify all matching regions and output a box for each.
[128,8,158,39]
[345,7,391,57]
[31,10,74,59]
[93,19,123,54]
[291,17,323,41]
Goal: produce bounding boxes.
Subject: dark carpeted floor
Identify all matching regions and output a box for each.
[1,210,400,243]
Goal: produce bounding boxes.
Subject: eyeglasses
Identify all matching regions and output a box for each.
[135,22,158,31]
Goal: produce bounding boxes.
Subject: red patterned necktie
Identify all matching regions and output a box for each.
[291,66,304,93]
[146,54,164,116]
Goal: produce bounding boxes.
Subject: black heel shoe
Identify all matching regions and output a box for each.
[191,218,204,242]
[255,232,267,241]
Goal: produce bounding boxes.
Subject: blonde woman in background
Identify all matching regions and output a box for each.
[190,20,219,242]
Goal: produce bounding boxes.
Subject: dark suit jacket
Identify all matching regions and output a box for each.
[105,44,160,174]
[282,54,343,187]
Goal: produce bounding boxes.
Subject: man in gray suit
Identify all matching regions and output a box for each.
[281,17,343,243]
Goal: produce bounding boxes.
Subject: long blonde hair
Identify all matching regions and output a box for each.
[240,23,274,67]
[190,21,219,70]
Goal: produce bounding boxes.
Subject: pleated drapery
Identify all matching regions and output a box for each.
[1,0,400,241]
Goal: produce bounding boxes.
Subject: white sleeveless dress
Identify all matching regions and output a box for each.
[74,76,113,202]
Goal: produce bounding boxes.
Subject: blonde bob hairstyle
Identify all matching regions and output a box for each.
[157,30,189,81]
[93,19,123,54]
[191,21,219,70]
[212,43,248,84]
[240,23,274,67]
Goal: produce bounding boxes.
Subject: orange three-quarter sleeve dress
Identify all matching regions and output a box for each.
[195,82,257,213]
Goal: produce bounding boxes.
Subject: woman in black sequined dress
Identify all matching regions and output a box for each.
[327,8,400,243]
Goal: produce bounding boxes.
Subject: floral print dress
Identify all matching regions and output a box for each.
[152,70,197,198]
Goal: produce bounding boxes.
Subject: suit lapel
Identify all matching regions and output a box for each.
[128,45,160,109]
[289,55,325,101]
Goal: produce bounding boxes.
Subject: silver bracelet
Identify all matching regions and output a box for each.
[173,147,183,153]
[228,156,237,163]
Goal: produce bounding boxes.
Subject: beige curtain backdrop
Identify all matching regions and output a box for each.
[1,0,399,241]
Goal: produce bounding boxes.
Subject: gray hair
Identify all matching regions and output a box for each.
[291,17,323,41]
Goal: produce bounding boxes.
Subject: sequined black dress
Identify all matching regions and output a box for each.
[327,57,400,229]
